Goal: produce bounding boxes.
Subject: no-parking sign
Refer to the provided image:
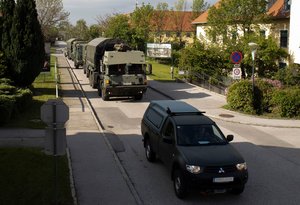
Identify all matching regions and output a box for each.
[230,51,243,64]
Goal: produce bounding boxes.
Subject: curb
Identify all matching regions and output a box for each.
[148,85,300,129]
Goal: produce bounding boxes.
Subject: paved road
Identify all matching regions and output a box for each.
[65,54,300,205]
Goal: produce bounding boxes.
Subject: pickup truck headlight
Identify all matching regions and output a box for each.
[236,162,247,171]
[186,165,201,174]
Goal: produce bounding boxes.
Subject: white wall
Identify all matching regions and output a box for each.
[289,0,300,64]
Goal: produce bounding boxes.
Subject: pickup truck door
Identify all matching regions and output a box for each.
[159,118,176,168]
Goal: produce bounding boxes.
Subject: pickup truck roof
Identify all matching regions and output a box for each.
[149,100,213,125]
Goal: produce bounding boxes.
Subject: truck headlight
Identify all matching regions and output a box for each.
[236,162,247,171]
[186,165,201,174]
[105,79,110,85]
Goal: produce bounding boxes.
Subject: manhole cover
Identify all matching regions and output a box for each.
[219,114,234,118]
[107,125,114,128]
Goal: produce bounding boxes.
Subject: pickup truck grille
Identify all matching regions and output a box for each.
[204,165,237,173]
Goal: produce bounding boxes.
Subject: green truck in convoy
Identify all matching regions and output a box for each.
[66,38,78,59]
[72,41,86,68]
[85,38,147,101]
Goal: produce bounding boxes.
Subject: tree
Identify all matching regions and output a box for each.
[191,0,209,19]
[131,3,154,50]
[207,0,268,44]
[153,2,169,43]
[88,24,101,40]
[104,14,132,44]
[0,0,15,59]
[35,0,69,41]
[10,0,45,87]
[172,0,188,45]
[73,19,89,40]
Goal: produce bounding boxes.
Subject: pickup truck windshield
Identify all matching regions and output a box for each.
[176,124,227,146]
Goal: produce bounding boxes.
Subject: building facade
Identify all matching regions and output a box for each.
[289,0,300,64]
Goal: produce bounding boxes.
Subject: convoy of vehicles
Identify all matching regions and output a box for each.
[66,38,78,59]
[64,37,248,199]
[141,100,248,198]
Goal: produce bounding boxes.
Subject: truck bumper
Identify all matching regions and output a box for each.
[104,85,147,97]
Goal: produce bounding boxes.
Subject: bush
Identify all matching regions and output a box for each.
[0,95,16,125]
[255,79,275,113]
[226,80,262,114]
[14,88,33,113]
[271,87,300,118]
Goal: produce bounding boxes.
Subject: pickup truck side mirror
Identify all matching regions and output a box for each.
[226,135,234,142]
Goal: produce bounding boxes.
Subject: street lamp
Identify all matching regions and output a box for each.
[248,42,258,93]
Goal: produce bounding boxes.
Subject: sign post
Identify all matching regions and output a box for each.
[230,51,243,80]
[41,99,69,205]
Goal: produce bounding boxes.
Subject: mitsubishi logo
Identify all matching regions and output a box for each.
[218,168,225,174]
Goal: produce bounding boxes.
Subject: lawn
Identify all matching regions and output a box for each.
[0,148,73,205]
[5,55,57,129]
[147,60,178,81]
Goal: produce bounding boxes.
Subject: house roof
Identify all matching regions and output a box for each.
[192,0,289,25]
[151,11,194,32]
[267,0,290,18]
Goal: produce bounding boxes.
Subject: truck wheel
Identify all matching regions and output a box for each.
[101,87,109,101]
[97,82,102,97]
[173,170,188,199]
[134,94,143,100]
[75,63,79,69]
[86,70,90,78]
[83,66,86,74]
[145,139,156,162]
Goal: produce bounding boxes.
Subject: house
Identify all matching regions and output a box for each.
[289,0,300,64]
[150,11,195,44]
[192,0,290,54]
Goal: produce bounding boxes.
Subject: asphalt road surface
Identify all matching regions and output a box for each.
[69,60,300,205]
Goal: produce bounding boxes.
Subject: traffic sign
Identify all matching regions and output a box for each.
[41,99,69,125]
[230,51,243,64]
[232,67,242,79]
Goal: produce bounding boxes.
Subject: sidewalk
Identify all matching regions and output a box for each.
[148,80,300,128]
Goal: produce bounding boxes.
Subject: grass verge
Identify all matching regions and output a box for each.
[147,60,178,81]
[0,147,73,205]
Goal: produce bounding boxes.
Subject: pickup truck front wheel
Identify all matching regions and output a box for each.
[145,139,156,162]
[173,170,188,199]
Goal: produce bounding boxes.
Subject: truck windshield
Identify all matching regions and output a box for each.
[108,64,126,75]
[176,124,227,146]
[127,64,144,74]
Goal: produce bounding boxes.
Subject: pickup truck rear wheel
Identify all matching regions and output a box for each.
[134,94,143,100]
[145,139,156,162]
[173,170,188,198]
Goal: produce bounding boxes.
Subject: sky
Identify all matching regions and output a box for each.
[63,0,218,26]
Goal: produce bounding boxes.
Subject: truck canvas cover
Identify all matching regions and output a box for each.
[86,38,131,71]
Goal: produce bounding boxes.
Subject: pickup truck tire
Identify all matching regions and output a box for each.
[101,86,109,101]
[145,139,156,162]
[134,94,143,100]
[173,170,188,198]
[230,185,244,195]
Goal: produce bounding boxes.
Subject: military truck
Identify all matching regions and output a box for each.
[85,38,147,101]
[66,38,78,59]
[73,43,87,69]
[71,40,86,61]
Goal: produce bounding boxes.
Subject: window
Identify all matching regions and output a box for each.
[163,120,175,139]
[260,30,266,38]
[146,108,163,128]
[280,30,288,48]
[284,0,290,11]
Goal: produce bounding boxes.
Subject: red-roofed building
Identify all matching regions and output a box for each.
[192,0,290,53]
[150,11,195,44]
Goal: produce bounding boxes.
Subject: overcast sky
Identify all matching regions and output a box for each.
[63,0,218,25]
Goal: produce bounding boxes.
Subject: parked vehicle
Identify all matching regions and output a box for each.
[141,100,248,198]
[85,37,147,100]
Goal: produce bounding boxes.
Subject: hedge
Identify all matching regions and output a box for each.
[0,95,16,125]
[271,87,300,118]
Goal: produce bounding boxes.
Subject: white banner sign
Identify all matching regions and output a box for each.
[146,43,172,58]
